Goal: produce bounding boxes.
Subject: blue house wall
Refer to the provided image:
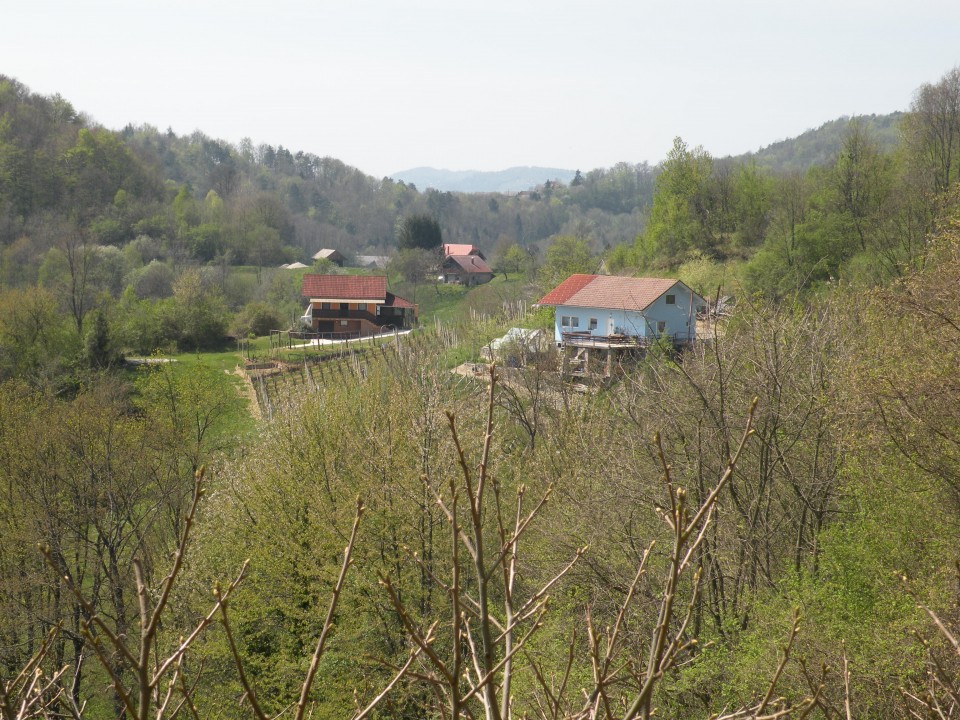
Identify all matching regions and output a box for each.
[551,282,703,344]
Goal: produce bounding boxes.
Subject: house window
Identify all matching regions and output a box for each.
[588,318,598,331]
[321,302,331,310]
[560,315,580,329]
[665,294,676,305]
[358,303,367,312]
[657,321,667,334]
[340,320,349,326]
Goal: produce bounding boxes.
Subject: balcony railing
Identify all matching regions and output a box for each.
[309,308,412,327]
[561,331,696,348]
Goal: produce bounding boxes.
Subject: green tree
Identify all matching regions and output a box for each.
[131,259,174,299]
[732,159,771,248]
[498,243,534,279]
[135,359,243,475]
[833,118,890,251]
[84,307,116,368]
[539,235,594,288]
[389,247,435,304]
[902,65,960,193]
[644,137,714,263]
[396,213,442,250]
[164,268,229,350]
[231,300,284,337]
[0,287,78,385]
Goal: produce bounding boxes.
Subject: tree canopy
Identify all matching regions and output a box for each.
[396,212,442,250]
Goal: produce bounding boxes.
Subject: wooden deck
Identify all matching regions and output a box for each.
[561,332,698,349]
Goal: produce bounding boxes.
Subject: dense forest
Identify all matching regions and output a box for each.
[3,66,960,720]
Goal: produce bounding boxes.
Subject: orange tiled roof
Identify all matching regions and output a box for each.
[385,292,415,309]
[301,274,387,300]
[538,275,683,312]
[443,243,481,257]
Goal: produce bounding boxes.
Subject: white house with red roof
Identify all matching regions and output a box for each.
[300,275,416,337]
[538,274,706,346]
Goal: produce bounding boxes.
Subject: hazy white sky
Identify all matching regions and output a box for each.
[2,0,958,178]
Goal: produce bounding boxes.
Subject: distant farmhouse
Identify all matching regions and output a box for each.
[442,243,486,260]
[300,275,416,337]
[312,248,345,266]
[355,255,390,269]
[440,243,493,286]
[441,254,494,286]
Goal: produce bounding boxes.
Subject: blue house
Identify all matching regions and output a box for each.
[538,275,706,379]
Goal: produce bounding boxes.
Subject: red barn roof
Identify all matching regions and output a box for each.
[539,275,688,312]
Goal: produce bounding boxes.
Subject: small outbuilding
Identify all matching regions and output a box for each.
[312,249,346,266]
[480,328,552,366]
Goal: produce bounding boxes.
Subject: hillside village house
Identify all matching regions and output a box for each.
[300,275,416,337]
[439,243,493,285]
[538,274,707,377]
[440,254,494,285]
[442,243,486,260]
[539,274,706,345]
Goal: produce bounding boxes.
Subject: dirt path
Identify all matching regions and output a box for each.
[230,366,263,421]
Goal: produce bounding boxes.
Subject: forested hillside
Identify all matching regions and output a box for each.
[3,67,960,720]
[389,166,579,193]
[0,73,656,277]
[747,112,903,172]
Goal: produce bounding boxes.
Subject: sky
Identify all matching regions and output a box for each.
[2,0,959,179]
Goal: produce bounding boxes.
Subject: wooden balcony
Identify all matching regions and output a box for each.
[561,331,696,349]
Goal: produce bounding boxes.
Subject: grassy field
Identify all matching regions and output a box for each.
[393,275,536,325]
[125,345,258,442]
[120,273,543,435]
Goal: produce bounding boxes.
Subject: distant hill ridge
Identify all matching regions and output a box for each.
[743,112,904,172]
[393,112,904,193]
[389,166,578,193]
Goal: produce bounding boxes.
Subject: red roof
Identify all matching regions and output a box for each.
[444,255,492,274]
[538,274,599,306]
[443,243,482,257]
[385,292,415,309]
[539,275,687,312]
[301,274,387,300]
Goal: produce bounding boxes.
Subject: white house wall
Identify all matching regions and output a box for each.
[552,282,703,343]
[642,285,700,341]
[553,306,650,342]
